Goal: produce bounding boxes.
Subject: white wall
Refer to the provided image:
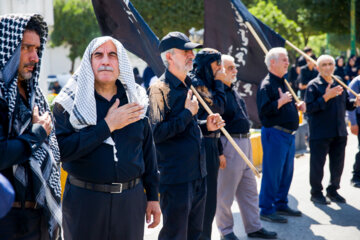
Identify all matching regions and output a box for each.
[0,0,55,93]
[1,0,149,93]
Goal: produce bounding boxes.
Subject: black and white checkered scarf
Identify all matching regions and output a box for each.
[0,14,62,239]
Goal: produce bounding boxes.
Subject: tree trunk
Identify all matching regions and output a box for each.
[70,60,75,74]
[302,32,309,46]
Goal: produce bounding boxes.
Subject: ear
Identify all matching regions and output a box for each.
[165,51,172,63]
[270,58,276,67]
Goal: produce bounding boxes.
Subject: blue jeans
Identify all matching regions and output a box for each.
[259,127,295,215]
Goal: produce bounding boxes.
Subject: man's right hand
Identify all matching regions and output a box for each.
[351,124,359,135]
[32,106,52,136]
[323,83,343,102]
[105,99,144,132]
[277,88,292,109]
[214,67,226,82]
[184,90,199,116]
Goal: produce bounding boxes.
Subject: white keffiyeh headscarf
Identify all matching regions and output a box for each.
[54,36,148,130]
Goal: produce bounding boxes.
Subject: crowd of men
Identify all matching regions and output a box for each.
[1,13,360,240]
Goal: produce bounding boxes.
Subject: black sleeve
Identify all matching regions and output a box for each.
[0,101,47,170]
[141,118,159,201]
[211,80,226,115]
[53,103,111,162]
[298,70,304,84]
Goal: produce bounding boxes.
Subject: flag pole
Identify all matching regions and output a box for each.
[285,40,358,96]
[190,85,261,178]
[245,22,301,103]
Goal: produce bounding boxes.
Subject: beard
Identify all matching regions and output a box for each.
[174,59,193,74]
[18,62,35,81]
[18,70,33,80]
[231,76,237,83]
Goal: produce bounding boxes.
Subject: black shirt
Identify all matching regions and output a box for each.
[148,69,206,185]
[53,80,159,201]
[305,76,356,140]
[298,65,318,99]
[0,92,48,201]
[223,84,250,134]
[257,72,299,131]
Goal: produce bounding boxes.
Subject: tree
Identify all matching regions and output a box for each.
[248,1,302,46]
[51,0,100,73]
[131,0,204,38]
[275,0,360,50]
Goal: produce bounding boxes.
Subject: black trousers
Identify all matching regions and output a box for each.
[200,137,220,240]
[159,178,206,240]
[309,136,347,196]
[353,114,360,181]
[0,208,50,240]
[62,179,147,240]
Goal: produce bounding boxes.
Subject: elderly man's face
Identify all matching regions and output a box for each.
[18,30,40,81]
[317,58,335,78]
[223,59,237,84]
[271,53,289,77]
[169,48,194,74]
[91,41,120,84]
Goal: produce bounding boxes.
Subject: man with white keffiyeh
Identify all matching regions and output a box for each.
[53,36,160,240]
[0,14,62,240]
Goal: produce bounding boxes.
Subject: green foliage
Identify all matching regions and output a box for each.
[275,0,360,50]
[249,1,302,45]
[131,0,203,38]
[306,34,327,56]
[50,0,100,73]
[46,93,57,112]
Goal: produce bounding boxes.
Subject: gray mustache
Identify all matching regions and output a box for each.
[24,63,36,67]
[98,66,114,72]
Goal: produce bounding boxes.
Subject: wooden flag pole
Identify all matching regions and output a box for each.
[285,40,358,96]
[190,85,261,178]
[245,22,301,103]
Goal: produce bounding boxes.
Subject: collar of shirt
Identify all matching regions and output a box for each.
[318,75,335,86]
[165,69,191,89]
[224,84,232,92]
[94,80,124,103]
[269,72,285,84]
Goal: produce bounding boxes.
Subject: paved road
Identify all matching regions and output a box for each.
[144,131,360,240]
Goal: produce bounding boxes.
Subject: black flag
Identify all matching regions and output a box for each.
[92,0,165,77]
[204,0,285,127]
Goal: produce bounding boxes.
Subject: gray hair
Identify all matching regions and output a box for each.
[221,54,235,63]
[161,48,174,67]
[264,47,288,69]
[317,54,335,66]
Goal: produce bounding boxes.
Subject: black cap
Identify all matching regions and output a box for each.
[159,31,202,53]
